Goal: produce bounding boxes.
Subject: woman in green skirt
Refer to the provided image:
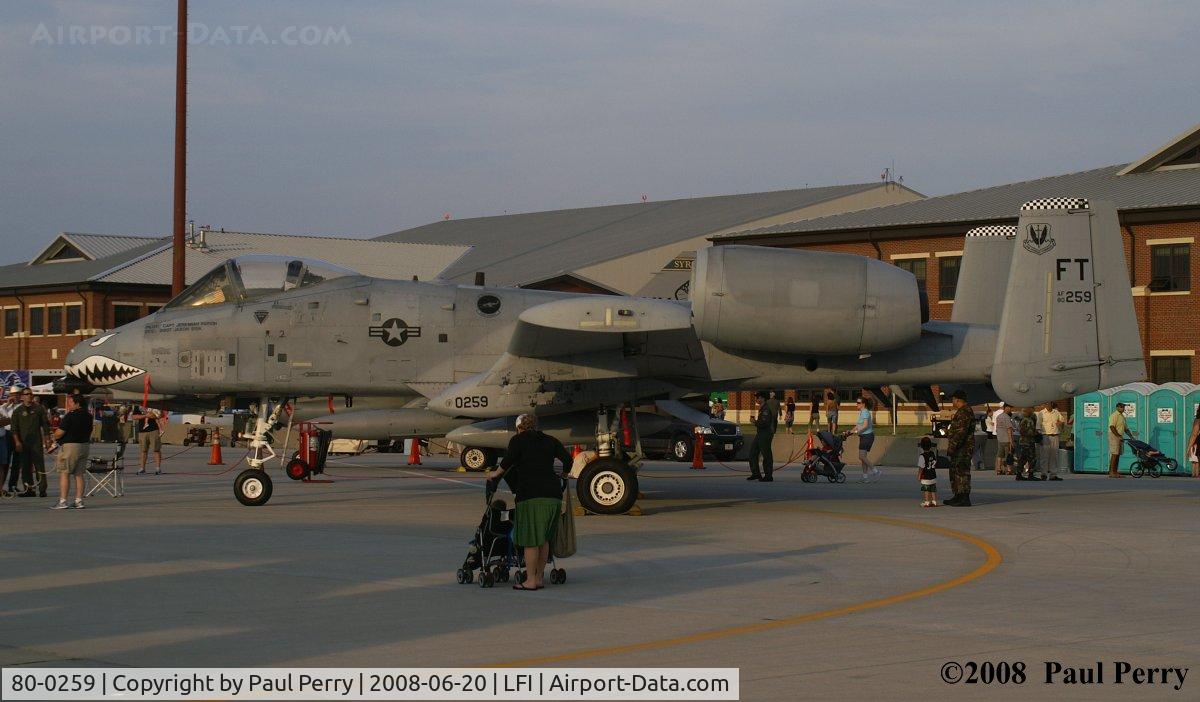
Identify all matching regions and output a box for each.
[486,414,572,590]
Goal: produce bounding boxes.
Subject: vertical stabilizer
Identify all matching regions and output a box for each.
[951,225,1017,326]
[992,199,1145,405]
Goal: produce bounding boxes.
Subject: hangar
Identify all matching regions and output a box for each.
[713,121,1200,419]
[377,182,922,294]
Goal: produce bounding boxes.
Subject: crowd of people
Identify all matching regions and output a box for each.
[0,385,168,507]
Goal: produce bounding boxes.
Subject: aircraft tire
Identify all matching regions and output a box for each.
[577,457,639,515]
[461,447,495,471]
[234,469,273,506]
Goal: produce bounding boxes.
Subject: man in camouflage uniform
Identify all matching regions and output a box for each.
[1015,407,1041,480]
[944,390,975,507]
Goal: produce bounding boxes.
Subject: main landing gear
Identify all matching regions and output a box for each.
[574,406,640,516]
[234,397,286,506]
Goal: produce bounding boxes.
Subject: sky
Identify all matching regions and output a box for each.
[1,0,1197,262]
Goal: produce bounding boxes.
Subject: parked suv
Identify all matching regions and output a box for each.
[642,416,743,462]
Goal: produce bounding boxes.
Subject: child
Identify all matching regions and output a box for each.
[917,436,939,507]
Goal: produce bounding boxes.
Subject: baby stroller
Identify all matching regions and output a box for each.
[455,476,565,588]
[1122,432,1179,478]
[800,430,848,483]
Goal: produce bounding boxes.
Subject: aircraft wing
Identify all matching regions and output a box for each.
[428,297,711,417]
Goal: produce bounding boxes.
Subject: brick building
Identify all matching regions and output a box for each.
[714,122,1200,419]
[0,231,469,388]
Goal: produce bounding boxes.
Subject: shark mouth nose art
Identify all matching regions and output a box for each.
[66,355,146,386]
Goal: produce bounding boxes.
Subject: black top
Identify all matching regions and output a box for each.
[58,409,94,444]
[810,398,820,413]
[499,430,571,503]
[139,411,159,432]
[920,450,937,480]
[785,400,796,414]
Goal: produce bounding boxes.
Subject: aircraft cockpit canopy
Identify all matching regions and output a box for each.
[165,255,359,309]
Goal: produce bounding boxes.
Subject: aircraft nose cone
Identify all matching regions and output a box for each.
[63,331,148,389]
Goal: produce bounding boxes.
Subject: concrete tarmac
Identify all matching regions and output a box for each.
[2,447,1199,700]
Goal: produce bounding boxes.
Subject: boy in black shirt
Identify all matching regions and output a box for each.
[51,394,93,509]
[917,436,939,508]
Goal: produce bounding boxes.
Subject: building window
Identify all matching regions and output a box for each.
[895,258,927,285]
[1149,244,1189,292]
[938,256,960,301]
[29,307,44,336]
[3,308,19,337]
[47,305,63,335]
[112,303,142,327]
[1151,356,1191,383]
[65,305,82,334]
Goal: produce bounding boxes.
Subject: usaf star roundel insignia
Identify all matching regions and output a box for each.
[369,317,422,347]
[1023,223,1055,255]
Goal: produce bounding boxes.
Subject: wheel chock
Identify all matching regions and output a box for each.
[456,466,467,473]
[626,503,643,516]
[573,504,587,517]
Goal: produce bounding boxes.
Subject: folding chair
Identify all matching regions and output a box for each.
[85,442,127,498]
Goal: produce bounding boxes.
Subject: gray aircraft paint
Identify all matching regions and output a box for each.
[63,201,1143,434]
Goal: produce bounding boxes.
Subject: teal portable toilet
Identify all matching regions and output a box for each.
[1148,384,1189,466]
[1102,383,1155,474]
[1073,390,1107,473]
[1160,382,1197,466]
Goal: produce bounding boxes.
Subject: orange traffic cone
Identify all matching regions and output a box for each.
[691,428,706,469]
[407,437,422,466]
[805,430,814,456]
[208,427,224,465]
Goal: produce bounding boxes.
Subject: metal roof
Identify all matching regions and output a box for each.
[375,183,901,286]
[62,233,159,260]
[98,231,470,286]
[718,164,1200,240]
[0,232,469,290]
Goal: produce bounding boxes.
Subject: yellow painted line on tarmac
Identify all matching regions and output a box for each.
[495,510,1002,667]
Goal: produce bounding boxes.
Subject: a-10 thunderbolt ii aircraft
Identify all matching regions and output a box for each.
[60,198,1143,514]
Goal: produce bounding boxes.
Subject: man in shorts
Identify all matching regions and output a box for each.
[51,393,93,510]
[1108,402,1127,478]
[132,407,164,475]
[993,403,1014,475]
[824,386,839,433]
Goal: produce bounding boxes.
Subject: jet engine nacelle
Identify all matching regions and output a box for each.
[691,245,924,355]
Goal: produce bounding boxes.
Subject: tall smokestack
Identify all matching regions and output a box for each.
[171,0,187,296]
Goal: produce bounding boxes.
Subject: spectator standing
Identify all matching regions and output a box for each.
[764,391,782,424]
[50,394,93,510]
[994,404,1015,475]
[972,407,988,471]
[1108,402,1127,479]
[1016,408,1040,480]
[851,397,880,483]
[0,389,17,497]
[11,388,51,498]
[784,397,796,434]
[484,414,570,591]
[1038,402,1065,480]
[824,387,839,434]
[132,407,164,475]
[747,392,776,482]
[808,395,820,431]
[917,436,939,507]
[944,390,975,506]
[1187,404,1200,479]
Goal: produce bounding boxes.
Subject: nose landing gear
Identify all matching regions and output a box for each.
[573,406,641,516]
[233,397,286,506]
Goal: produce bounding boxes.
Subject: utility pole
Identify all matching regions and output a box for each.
[171,0,187,296]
